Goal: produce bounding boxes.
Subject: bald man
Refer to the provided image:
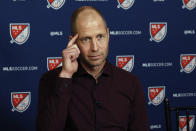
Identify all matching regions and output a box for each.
[36,6,149,131]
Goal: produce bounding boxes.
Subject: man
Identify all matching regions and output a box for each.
[36,6,149,131]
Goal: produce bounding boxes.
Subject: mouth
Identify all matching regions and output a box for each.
[88,55,102,60]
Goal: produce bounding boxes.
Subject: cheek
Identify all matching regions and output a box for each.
[100,42,109,51]
[78,45,89,56]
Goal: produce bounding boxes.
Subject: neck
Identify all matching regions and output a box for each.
[80,60,106,80]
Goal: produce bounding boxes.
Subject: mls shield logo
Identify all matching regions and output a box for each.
[180,54,196,73]
[117,0,135,10]
[179,115,195,131]
[182,0,196,10]
[10,23,30,45]
[150,22,167,43]
[148,86,165,106]
[47,57,62,71]
[47,0,65,10]
[11,92,31,112]
[116,55,134,72]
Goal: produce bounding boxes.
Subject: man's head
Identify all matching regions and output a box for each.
[71,6,107,36]
[70,6,109,68]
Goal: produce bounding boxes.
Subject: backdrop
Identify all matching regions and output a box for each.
[1,0,196,130]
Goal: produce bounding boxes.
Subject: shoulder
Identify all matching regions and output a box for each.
[108,63,142,96]
[109,63,138,82]
[39,67,62,91]
[38,67,62,95]
[40,67,62,82]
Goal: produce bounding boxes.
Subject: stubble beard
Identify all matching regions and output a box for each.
[79,49,108,70]
[79,54,106,69]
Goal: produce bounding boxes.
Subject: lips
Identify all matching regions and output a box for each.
[88,55,102,60]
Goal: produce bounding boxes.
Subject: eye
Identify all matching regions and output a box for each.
[97,34,104,40]
[81,37,90,43]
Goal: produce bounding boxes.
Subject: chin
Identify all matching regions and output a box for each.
[86,59,106,67]
[89,61,103,67]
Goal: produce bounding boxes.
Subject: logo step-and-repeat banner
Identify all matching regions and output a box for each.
[0,0,196,130]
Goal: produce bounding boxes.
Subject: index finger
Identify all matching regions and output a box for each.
[67,34,78,48]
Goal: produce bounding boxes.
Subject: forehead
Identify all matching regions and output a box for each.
[75,10,106,36]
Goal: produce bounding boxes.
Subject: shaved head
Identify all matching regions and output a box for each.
[71,6,107,36]
[69,6,110,70]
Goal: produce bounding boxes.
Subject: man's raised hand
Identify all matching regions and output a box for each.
[59,34,80,78]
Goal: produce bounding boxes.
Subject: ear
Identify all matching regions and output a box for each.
[106,27,110,39]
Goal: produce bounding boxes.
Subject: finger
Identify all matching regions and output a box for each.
[66,45,80,56]
[67,34,78,48]
[64,47,79,57]
[63,51,75,61]
[70,51,78,61]
[75,45,80,55]
[72,48,79,60]
[70,45,80,55]
[63,48,79,60]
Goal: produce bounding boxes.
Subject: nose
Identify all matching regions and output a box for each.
[91,38,98,52]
